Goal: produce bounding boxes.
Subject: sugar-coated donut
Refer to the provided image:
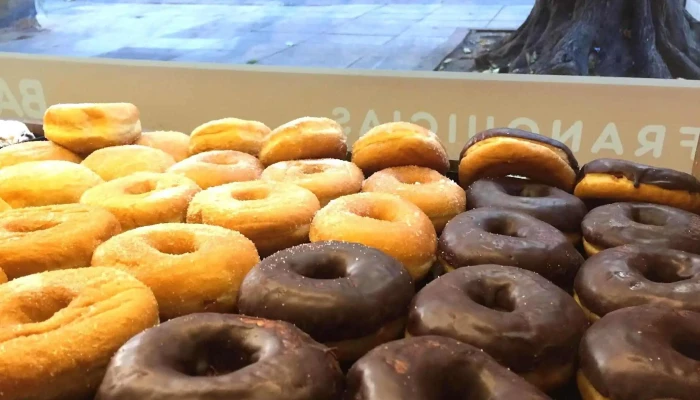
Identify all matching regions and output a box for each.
[167,150,263,189]
[259,117,347,166]
[351,121,450,175]
[44,103,142,154]
[459,128,579,192]
[362,166,466,233]
[261,158,364,206]
[0,140,82,169]
[81,172,201,231]
[187,180,320,256]
[310,192,437,281]
[189,117,270,156]
[0,160,104,208]
[0,267,159,400]
[135,131,190,162]
[81,145,176,181]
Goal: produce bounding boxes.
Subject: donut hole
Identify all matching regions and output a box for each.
[18,288,74,323]
[124,180,156,195]
[672,337,700,362]
[629,207,668,226]
[350,204,395,222]
[299,163,329,175]
[150,232,197,255]
[466,286,515,313]
[231,187,270,201]
[204,153,237,165]
[186,335,256,377]
[485,219,520,238]
[516,186,550,197]
[637,263,691,284]
[4,219,60,233]
[394,172,434,185]
[295,256,348,280]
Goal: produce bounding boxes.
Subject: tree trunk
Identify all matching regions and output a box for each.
[475,0,700,79]
[0,0,39,30]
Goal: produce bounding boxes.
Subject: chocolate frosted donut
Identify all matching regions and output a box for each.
[345,336,550,400]
[96,313,344,400]
[578,305,700,400]
[407,265,587,392]
[466,177,587,242]
[581,202,700,256]
[574,245,700,321]
[438,209,584,288]
[238,241,414,363]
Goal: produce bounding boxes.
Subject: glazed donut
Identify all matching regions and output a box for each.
[259,117,347,166]
[81,172,201,231]
[309,192,437,281]
[0,140,82,169]
[0,267,158,400]
[581,202,700,257]
[187,180,320,256]
[261,158,364,206]
[407,265,588,392]
[345,336,550,400]
[438,208,584,288]
[351,121,449,175]
[238,241,414,363]
[167,150,263,189]
[96,314,343,400]
[362,166,466,233]
[459,128,579,192]
[81,145,176,181]
[44,103,142,154]
[578,305,700,400]
[0,160,104,208]
[466,177,587,243]
[135,130,190,162]
[189,117,270,156]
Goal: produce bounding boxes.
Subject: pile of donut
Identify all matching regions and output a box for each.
[0,102,699,400]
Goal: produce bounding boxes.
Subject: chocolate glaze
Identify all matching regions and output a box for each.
[579,158,700,193]
[438,209,584,288]
[407,265,588,375]
[466,177,587,233]
[96,313,344,400]
[581,202,700,253]
[579,305,700,400]
[344,336,551,400]
[237,241,414,342]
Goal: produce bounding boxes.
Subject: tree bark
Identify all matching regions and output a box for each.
[475,0,700,79]
[0,0,39,30]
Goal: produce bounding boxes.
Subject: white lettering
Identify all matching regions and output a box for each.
[680,127,700,161]
[508,117,540,133]
[360,110,380,136]
[411,112,438,133]
[551,120,582,152]
[591,123,624,155]
[0,78,23,117]
[635,125,666,158]
[448,114,457,144]
[18,79,46,119]
[331,107,351,136]
[393,110,402,122]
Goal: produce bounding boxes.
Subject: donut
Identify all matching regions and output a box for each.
[167,150,263,189]
[43,103,142,154]
[259,117,347,166]
[238,241,414,363]
[80,172,201,231]
[438,208,584,288]
[361,166,466,233]
[0,267,159,400]
[0,197,10,212]
[345,336,550,400]
[96,313,343,400]
[0,268,7,283]
[81,145,176,181]
[261,158,364,206]
[458,128,579,192]
[0,140,82,169]
[189,117,270,156]
[351,121,450,175]
[581,202,700,256]
[92,223,260,320]
[186,180,320,256]
[135,130,190,162]
[578,305,700,400]
[0,160,104,208]
[407,265,588,392]
[466,177,587,243]
[309,192,437,281]
[575,158,700,214]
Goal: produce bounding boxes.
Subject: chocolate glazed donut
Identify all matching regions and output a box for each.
[237,241,414,363]
[344,336,551,400]
[96,313,344,400]
[578,305,700,400]
[407,265,588,393]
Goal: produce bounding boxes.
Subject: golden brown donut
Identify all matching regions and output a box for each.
[0,140,82,169]
[310,192,437,281]
[43,103,142,154]
[261,158,364,206]
[91,223,259,320]
[187,181,320,257]
[81,172,201,231]
[259,117,347,166]
[81,145,176,181]
[0,267,158,400]
[167,150,263,189]
[0,160,104,208]
[352,122,450,176]
[189,117,270,156]
[362,166,466,233]
[135,131,190,162]
[0,268,6,283]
